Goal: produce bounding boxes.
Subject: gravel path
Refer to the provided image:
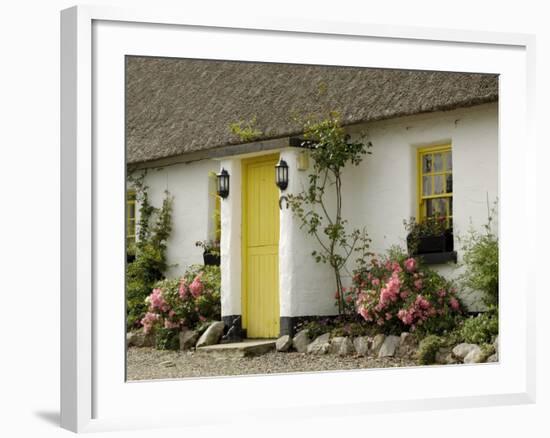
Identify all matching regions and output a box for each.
[127,347,418,381]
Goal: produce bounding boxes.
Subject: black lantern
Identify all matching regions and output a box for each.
[275,159,289,191]
[216,168,230,198]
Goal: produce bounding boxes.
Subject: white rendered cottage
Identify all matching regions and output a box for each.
[126,57,498,339]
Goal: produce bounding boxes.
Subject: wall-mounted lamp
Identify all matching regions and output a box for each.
[275,159,289,191]
[216,168,230,198]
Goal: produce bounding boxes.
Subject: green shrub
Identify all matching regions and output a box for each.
[460,204,498,307]
[480,343,496,361]
[155,327,180,350]
[417,335,443,365]
[460,309,498,344]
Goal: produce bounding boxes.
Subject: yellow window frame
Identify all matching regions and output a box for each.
[126,190,136,244]
[417,144,453,226]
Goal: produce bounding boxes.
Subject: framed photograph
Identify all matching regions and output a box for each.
[61,5,536,433]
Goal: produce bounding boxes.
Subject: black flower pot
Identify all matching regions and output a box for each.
[203,252,220,266]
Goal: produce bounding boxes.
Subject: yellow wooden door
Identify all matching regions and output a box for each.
[242,154,280,338]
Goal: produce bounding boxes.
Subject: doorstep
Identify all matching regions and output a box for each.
[195,339,276,357]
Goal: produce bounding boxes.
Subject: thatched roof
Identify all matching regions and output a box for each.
[126,56,498,164]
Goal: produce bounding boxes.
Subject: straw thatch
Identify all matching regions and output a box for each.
[126,56,498,164]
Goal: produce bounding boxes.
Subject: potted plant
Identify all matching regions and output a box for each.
[195,240,221,266]
[404,215,453,255]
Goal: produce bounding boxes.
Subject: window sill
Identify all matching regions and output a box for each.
[416,251,457,265]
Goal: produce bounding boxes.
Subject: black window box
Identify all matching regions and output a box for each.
[407,229,454,254]
[416,251,457,265]
[407,229,456,264]
[203,252,220,266]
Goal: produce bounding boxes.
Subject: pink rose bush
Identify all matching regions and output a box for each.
[140,264,221,336]
[354,251,463,334]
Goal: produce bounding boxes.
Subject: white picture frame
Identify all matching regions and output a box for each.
[60,5,536,433]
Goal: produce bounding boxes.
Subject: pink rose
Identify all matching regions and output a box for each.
[404,258,417,273]
[450,297,460,311]
[141,312,160,334]
[149,288,170,312]
[189,274,204,298]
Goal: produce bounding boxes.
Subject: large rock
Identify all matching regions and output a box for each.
[452,343,479,361]
[307,333,331,354]
[398,332,417,358]
[338,337,355,356]
[292,329,311,353]
[276,335,293,352]
[378,335,401,358]
[463,345,484,364]
[127,330,154,348]
[353,336,370,356]
[330,337,355,356]
[196,321,225,348]
[493,335,499,355]
[179,329,199,351]
[487,353,498,363]
[371,334,386,355]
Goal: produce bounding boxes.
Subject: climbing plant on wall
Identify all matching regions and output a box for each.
[287,113,373,314]
[126,172,174,329]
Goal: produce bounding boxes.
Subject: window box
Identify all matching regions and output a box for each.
[203,252,220,266]
[407,228,455,262]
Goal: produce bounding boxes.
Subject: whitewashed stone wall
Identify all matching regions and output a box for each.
[134,159,219,278]
[281,102,498,315]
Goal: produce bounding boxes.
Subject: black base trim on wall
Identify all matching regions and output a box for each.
[221,315,244,343]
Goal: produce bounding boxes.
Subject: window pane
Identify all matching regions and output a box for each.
[446,151,452,171]
[433,153,443,172]
[433,199,445,216]
[426,198,449,218]
[423,154,432,173]
[129,203,135,218]
[426,199,433,217]
[434,174,444,194]
[446,174,453,193]
[422,176,432,196]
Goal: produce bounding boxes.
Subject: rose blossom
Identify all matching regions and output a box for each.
[141,312,160,334]
[404,258,417,273]
[450,297,460,311]
[189,274,204,297]
[149,288,169,312]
